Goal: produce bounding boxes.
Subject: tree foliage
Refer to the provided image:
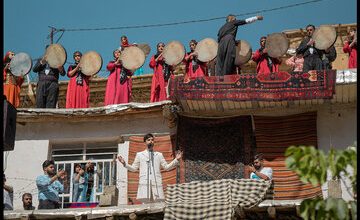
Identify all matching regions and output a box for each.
[285,143,357,220]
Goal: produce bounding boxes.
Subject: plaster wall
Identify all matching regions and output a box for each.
[317,104,357,201]
[4,140,49,210]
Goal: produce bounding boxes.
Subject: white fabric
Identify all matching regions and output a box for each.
[250,167,273,180]
[245,16,258,24]
[125,149,178,202]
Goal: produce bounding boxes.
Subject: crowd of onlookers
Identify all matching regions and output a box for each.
[4,149,272,210]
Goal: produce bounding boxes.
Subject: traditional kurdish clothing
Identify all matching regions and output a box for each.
[343,41,357,68]
[104,60,132,105]
[252,49,281,75]
[216,16,259,76]
[65,65,90,108]
[183,52,207,81]
[33,60,65,108]
[149,54,172,102]
[296,36,322,73]
[3,52,24,108]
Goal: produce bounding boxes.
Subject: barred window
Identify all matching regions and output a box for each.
[51,141,118,208]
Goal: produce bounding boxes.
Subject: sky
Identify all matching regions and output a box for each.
[3,0,357,81]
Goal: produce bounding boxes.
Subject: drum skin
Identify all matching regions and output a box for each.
[195,38,218,62]
[9,52,32,76]
[45,44,67,68]
[120,46,145,71]
[79,51,103,76]
[163,41,185,66]
[234,40,252,66]
[312,25,337,50]
[265,33,289,58]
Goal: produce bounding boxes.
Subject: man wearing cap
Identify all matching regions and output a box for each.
[36,160,66,209]
[216,14,263,76]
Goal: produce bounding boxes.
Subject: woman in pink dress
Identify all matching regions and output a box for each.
[104,49,132,105]
[285,53,304,72]
[343,28,357,68]
[66,51,90,108]
[149,42,173,102]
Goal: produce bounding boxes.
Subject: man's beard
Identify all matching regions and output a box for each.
[147,143,154,150]
[47,170,56,176]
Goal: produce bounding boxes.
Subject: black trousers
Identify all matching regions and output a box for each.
[36,80,59,108]
[38,199,61,209]
[303,55,323,73]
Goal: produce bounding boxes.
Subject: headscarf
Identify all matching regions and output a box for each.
[3,51,13,64]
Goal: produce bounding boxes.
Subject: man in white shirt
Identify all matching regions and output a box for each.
[249,153,273,180]
[118,133,182,203]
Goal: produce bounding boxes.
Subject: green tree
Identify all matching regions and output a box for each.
[285,143,357,220]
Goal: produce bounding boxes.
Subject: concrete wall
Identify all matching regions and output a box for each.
[16,114,170,141]
[4,140,49,210]
[117,141,129,205]
[8,114,170,209]
[317,104,357,201]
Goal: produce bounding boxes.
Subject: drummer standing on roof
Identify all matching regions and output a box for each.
[149,42,172,102]
[65,51,90,108]
[295,24,322,73]
[216,14,263,76]
[104,49,132,105]
[183,40,207,81]
[252,36,281,75]
[33,45,65,108]
[3,51,24,108]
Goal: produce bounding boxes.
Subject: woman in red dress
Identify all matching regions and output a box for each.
[104,49,132,105]
[343,28,357,68]
[66,51,90,108]
[183,40,207,82]
[149,42,173,102]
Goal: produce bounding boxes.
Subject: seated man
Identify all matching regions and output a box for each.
[249,153,273,180]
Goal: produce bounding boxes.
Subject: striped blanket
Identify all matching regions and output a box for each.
[164,179,271,220]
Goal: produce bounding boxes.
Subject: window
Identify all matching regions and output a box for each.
[51,141,118,208]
